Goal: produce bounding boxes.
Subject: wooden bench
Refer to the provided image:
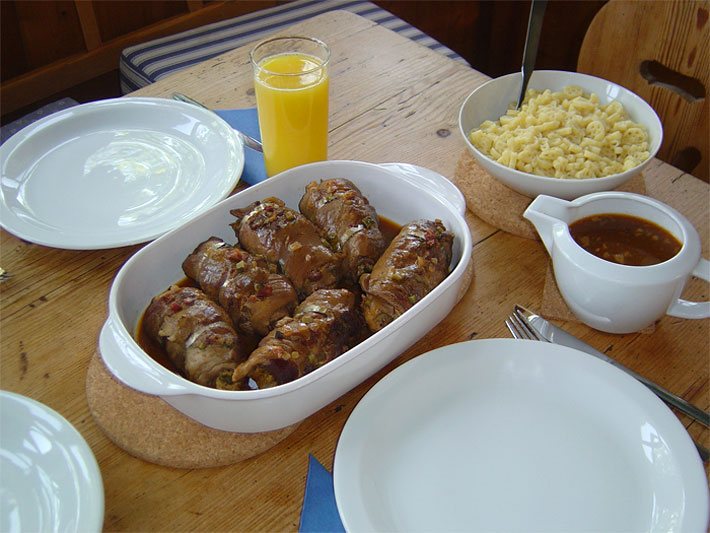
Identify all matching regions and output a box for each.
[119,0,469,93]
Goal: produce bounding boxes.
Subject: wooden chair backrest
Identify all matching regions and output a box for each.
[577,0,709,181]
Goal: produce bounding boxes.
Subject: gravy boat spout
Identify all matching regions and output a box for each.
[523,195,574,255]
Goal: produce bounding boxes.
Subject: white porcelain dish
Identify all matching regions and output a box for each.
[458,70,663,200]
[525,192,710,333]
[0,391,104,533]
[99,160,471,433]
[333,339,709,532]
[0,97,244,249]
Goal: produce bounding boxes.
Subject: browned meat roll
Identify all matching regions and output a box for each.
[226,289,365,390]
[143,285,247,388]
[299,179,386,285]
[360,219,453,332]
[230,198,342,297]
[182,237,298,337]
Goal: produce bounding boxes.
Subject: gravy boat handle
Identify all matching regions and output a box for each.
[667,258,710,319]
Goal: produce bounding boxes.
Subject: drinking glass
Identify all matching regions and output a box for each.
[250,36,330,177]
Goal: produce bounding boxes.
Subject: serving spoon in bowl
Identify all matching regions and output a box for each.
[516,0,548,109]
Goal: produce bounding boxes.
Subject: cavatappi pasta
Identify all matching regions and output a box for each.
[468,85,650,179]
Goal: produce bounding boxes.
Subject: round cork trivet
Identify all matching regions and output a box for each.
[86,258,474,469]
[451,150,652,329]
[451,150,647,240]
[86,352,299,469]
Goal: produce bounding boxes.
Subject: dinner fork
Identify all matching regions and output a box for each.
[505,310,710,463]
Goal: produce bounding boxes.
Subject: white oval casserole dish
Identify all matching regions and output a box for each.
[99,160,472,433]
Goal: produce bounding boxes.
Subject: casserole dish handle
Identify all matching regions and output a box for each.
[99,318,190,396]
[381,163,466,215]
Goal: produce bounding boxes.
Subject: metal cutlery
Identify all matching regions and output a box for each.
[506,305,709,462]
[516,0,548,109]
[171,92,263,152]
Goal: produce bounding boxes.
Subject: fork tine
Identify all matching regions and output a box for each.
[506,314,533,340]
[505,318,523,339]
[512,309,542,341]
[508,308,543,341]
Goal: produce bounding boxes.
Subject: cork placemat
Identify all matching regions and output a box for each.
[451,150,647,240]
[85,259,473,469]
[86,352,299,469]
[450,150,652,330]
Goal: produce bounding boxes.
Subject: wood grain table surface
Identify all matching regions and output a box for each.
[1,10,708,531]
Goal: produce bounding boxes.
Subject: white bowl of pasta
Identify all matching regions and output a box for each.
[458,70,663,200]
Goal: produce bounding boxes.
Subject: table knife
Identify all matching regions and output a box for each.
[516,305,710,429]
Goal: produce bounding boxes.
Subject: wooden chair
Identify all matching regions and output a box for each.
[577,0,709,181]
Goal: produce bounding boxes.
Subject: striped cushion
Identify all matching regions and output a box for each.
[120,0,468,93]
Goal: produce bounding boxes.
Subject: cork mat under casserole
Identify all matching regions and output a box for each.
[86,352,299,469]
[86,260,475,469]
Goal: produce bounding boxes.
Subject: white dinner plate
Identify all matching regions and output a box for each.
[0,97,244,249]
[0,391,104,532]
[334,339,709,532]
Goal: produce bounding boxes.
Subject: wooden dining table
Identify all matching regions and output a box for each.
[1,10,708,532]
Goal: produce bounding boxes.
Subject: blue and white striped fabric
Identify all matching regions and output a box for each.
[120,0,468,93]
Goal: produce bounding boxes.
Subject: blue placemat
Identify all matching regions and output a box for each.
[299,454,345,533]
[0,97,79,145]
[214,108,267,186]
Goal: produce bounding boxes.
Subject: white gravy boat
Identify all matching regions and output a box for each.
[524,192,710,334]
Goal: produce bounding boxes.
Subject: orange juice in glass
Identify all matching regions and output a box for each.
[250,36,330,177]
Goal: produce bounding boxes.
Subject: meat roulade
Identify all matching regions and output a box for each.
[230,198,342,297]
[143,285,247,388]
[299,179,386,285]
[226,289,365,390]
[182,237,298,337]
[360,219,453,332]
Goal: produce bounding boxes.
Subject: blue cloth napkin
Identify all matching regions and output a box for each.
[214,108,267,186]
[299,455,345,533]
[217,112,341,531]
[0,97,79,145]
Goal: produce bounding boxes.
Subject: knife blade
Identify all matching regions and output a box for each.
[515,305,710,429]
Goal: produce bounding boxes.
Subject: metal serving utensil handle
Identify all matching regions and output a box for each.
[171,92,263,152]
[517,0,548,109]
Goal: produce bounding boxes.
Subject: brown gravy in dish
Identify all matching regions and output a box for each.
[569,213,682,266]
[378,215,401,243]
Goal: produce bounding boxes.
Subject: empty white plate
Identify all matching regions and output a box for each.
[334,339,709,532]
[0,97,244,249]
[0,391,104,532]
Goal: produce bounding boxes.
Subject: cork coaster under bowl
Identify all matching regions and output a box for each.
[86,352,299,469]
[450,150,652,332]
[451,150,647,240]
